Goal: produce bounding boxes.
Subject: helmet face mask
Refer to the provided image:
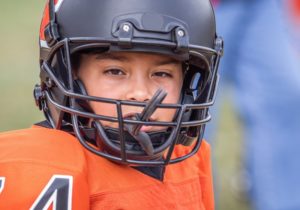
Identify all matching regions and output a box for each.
[35,0,223,166]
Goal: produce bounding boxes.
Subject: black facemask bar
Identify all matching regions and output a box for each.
[37,36,223,166]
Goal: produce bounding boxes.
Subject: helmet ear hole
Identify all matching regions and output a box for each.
[181,93,194,122]
[189,72,202,100]
[183,67,207,99]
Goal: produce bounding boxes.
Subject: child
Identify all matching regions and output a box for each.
[0,0,223,209]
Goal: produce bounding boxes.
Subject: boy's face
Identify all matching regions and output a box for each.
[77,52,183,132]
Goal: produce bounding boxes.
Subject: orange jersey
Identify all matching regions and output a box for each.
[0,127,90,210]
[0,126,214,210]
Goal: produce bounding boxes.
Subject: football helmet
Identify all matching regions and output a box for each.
[34,0,223,166]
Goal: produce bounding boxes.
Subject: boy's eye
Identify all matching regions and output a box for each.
[104,68,125,76]
[152,71,172,78]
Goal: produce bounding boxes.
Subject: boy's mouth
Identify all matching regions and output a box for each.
[123,112,156,122]
[123,112,156,132]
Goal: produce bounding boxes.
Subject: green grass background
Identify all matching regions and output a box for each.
[0,1,44,130]
[0,1,250,209]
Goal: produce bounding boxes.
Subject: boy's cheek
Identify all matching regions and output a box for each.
[90,102,117,117]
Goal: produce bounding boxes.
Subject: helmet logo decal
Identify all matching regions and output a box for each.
[55,0,64,12]
[40,0,63,42]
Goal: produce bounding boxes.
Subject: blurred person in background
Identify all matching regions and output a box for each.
[285,0,300,54]
[209,0,300,210]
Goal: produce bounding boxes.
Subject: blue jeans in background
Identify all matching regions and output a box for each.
[206,0,300,209]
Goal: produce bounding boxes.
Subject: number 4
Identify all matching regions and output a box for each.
[30,175,73,210]
[0,177,5,194]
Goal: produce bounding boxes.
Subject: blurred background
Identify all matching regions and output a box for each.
[0,1,299,210]
[0,1,44,130]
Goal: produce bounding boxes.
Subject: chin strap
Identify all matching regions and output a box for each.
[124,88,167,155]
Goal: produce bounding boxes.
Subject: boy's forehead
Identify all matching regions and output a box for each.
[94,52,181,65]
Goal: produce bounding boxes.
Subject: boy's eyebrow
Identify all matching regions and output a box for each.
[154,58,181,66]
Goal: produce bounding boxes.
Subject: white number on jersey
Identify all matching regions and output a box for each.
[0,177,5,194]
[30,175,73,210]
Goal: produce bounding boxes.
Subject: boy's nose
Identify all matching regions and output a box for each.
[125,78,153,102]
